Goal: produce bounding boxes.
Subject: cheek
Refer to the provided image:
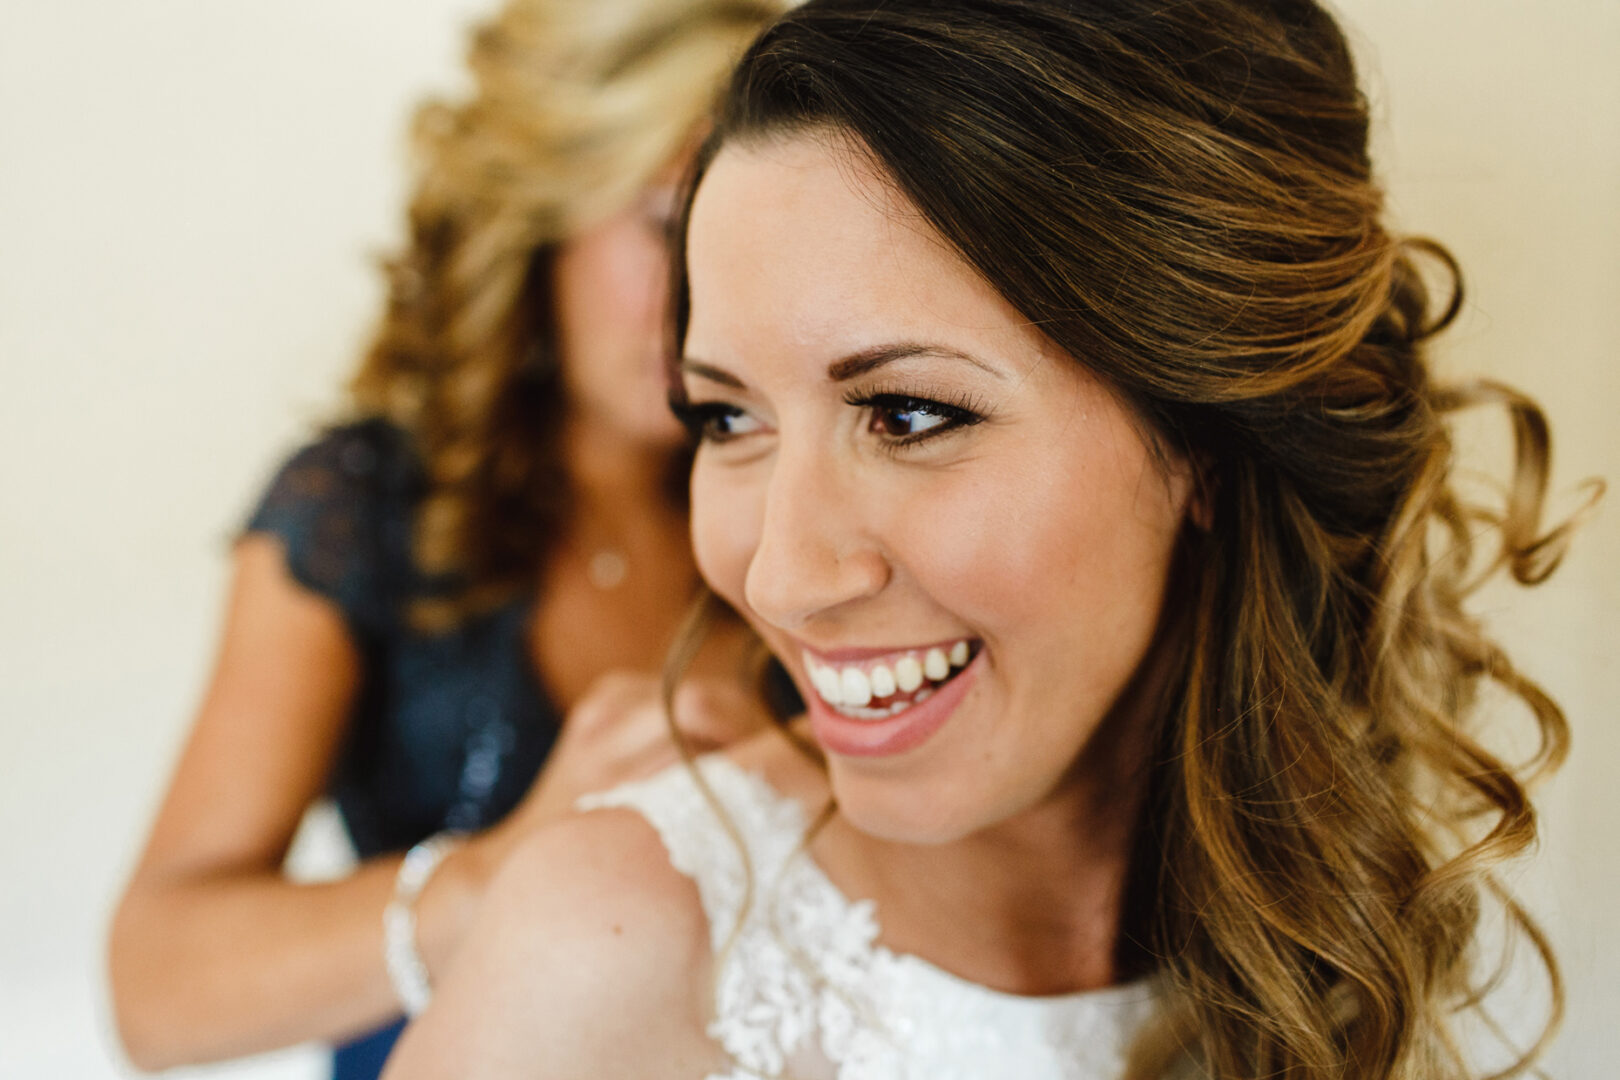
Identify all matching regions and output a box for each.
[558,225,668,339]
[690,462,762,607]
[884,444,1182,672]
[872,469,1009,603]
[597,230,668,325]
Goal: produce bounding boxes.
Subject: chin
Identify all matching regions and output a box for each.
[825,761,998,847]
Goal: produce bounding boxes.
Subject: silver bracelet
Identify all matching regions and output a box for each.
[382,832,463,1016]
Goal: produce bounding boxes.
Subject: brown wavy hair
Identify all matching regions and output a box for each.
[347,0,789,626]
[666,1,1600,1075]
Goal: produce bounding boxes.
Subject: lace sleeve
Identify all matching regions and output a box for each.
[241,419,417,640]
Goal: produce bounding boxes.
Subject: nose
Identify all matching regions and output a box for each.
[743,444,890,632]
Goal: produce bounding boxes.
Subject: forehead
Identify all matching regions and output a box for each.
[684,133,1044,370]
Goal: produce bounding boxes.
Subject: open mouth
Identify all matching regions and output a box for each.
[800,639,982,720]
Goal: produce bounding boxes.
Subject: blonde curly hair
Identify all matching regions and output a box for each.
[349,0,790,627]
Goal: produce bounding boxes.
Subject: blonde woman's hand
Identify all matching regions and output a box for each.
[480,671,773,860]
[403,670,774,1007]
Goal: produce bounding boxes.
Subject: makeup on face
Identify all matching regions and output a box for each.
[679,133,1192,843]
[796,638,981,757]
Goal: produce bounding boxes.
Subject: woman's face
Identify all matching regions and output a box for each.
[553,181,686,447]
[681,134,1194,844]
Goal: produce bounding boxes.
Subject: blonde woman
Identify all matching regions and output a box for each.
[107,1,788,1075]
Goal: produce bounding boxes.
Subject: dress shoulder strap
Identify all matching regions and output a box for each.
[576,755,811,951]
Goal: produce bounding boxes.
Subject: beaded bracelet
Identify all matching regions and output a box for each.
[382,832,463,1016]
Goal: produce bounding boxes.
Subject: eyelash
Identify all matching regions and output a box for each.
[670,400,751,443]
[670,389,988,449]
[841,389,987,449]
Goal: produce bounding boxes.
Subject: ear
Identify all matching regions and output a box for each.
[1184,452,1216,531]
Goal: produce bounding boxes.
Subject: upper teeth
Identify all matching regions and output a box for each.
[802,640,976,713]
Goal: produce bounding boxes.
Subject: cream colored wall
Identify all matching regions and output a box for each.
[0,3,485,1076]
[1340,3,1620,1073]
[0,2,1613,1076]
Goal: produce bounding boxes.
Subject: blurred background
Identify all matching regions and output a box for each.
[1,1,1615,1076]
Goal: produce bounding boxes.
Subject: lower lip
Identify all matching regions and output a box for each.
[805,649,983,758]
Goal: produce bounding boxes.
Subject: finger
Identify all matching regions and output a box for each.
[562,671,661,736]
[574,670,659,717]
[579,739,683,796]
[624,742,683,783]
[669,679,774,748]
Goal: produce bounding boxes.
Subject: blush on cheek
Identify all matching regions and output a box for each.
[877,440,1181,735]
[690,469,760,609]
[880,464,1123,621]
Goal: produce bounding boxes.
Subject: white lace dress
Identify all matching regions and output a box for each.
[578,755,1161,1080]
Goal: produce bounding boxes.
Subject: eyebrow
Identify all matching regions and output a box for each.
[826,342,1002,382]
[679,359,746,388]
[679,341,1003,389]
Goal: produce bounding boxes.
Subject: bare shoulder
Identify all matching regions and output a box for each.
[384,808,724,1080]
[482,807,720,1019]
[500,802,711,924]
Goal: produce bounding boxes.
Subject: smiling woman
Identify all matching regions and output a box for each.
[381,2,1588,1078]
[678,136,1195,848]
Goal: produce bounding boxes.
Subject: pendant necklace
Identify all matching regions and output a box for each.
[585,547,630,590]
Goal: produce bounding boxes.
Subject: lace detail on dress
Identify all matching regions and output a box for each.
[578,757,1161,1080]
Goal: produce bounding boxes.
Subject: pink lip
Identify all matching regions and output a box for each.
[805,648,984,758]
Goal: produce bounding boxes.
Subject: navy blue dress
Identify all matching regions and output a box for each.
[244,419,561,1079]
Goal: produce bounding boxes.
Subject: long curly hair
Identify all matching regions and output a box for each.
[348,0,789,626]
[666,1,1598,1075]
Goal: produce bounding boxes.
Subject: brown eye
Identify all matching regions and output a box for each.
[843,391,987,449]
[673,401,762,443]
[870,401,949,437]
